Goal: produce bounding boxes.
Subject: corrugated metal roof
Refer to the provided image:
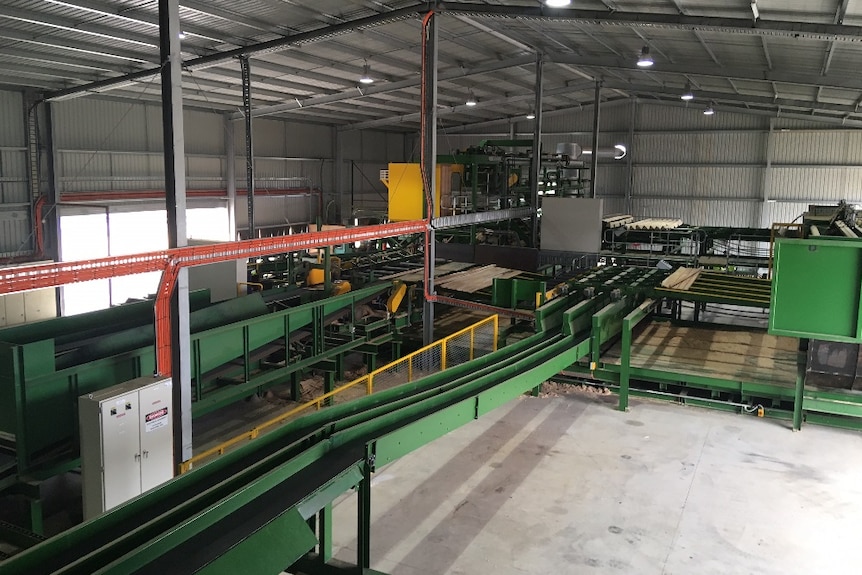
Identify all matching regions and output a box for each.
[0,0,861,129]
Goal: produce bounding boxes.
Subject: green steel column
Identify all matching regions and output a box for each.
[357,461,372,569]
[28,497,43,536]
[619,317,631,412]
[323,371,334,407]
[319,503,332,563]
[324,247,332,294]
[793,338,807,431]
[290,371,300,401]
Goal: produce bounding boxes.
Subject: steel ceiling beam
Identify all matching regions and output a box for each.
[341,83,593,131]
[43,4,421,101]
[435,2,862,42]
[645,97,862,128]
[601,81,862,116]
[231,54,534,119]
[546,53,862,92]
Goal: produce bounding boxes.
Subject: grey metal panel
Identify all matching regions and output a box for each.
[184,109,224,155]
[284,122,332,158]
[761,201,811,226]
[234,194,314,229]
[772,130,862,164]
[635,132,766,164]
[633,166,762,200]
[247,118,286,156]
[0,211,31,255]
[0,90,24,146]
[541,197,603,253]
[770,167,862,201]
[54,97,150,150]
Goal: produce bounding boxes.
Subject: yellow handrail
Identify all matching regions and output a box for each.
[179,314,498,474]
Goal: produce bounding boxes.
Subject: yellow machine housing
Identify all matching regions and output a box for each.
[381,163,464,221]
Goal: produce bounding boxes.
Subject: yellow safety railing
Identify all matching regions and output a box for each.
[179,314,499,474]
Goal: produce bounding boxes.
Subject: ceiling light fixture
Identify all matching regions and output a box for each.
[681,83,694,101]
[178,31,187,40]
[544,0,572,7]
[703,105,715,116]
[637,46,654,68]
[466,90,477,106]
[526,111,536,119]
[359,60,374,85]
[750,0,760,21]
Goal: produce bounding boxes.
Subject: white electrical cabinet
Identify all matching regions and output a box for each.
[79,376,174,519]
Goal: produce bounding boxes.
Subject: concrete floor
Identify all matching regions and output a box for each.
[330,391,862,575]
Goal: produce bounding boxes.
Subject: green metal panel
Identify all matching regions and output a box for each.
[196,508,317,575]
[770,238,862,342]
[374,401,476,467]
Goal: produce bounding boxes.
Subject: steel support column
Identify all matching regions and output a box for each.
[334,127,344,224]
[794,339,807,431]
[159,0,192,464]
[224,113,237,240]
[44,102,62,263]
[241,55,255,239]
[760,117,775,227]
[357,457,372,569]
[421,11,438,346]
[530,53,543,248]
[590,79,602,198]
[625,96,636,214]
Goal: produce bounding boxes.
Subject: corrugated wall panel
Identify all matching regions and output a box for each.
[54,98,150,151]
[772,131,862,165]
[634,166,761,200]
[630,198,758,227]
[769,167,862,201]
[0,91,24,146]
[761,201,810,226]
[0,214,30,256]
[283,122,331,158]
[635,132,766,164]
[185,110,223,156]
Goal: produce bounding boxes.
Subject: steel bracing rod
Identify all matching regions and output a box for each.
[420,9,437,346]
[43,5,420,101]
[435,1,862,42]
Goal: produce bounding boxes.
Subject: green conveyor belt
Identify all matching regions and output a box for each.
[1,321,590,574]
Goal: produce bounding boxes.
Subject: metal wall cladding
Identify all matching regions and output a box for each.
[0,91,24,146]
[0,213,31,256]
[761,201,811,226]
[770,167,862,202]
[342,130,405,162]
[234,194,316,229]
[55,98,151,151]
[634,132,766,164]
[633,166,762,200]
[630,198,759,227]
[596,165,627,196]
[1,149,28,203]
[772,130,862,165]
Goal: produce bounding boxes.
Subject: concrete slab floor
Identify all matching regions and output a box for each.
[330,392,862,575]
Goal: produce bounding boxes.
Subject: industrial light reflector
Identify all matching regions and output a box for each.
[544,0,572,6]
[359,62,374,84]
[637,46,654,68]
[681,83,694,101]
[466,91,477,106]
[526,111,536,119]
[703,105,715,115]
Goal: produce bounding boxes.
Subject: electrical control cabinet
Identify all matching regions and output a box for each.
[79,376,173,519]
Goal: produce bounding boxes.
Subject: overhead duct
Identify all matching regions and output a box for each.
[556,143,627,161]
